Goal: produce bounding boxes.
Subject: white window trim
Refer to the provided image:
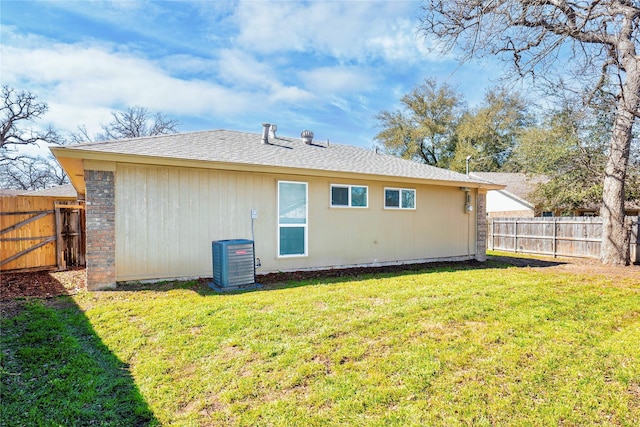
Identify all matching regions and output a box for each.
[384,187,416,210]
[330,184,369,208]
[277,180,308,258]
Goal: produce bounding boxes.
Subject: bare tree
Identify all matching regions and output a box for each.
[97,106,179,141]
[0,155,67,190]
[0,86,68,190]
[1,86,58,164]
[420,0,639,265]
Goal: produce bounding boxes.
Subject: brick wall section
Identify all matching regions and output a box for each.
[475,192,487,262]
[85,170,116,290]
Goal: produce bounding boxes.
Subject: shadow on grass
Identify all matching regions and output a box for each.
[0,287,158,425]
[113,255,566,296]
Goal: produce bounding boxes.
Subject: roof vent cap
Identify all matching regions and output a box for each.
[261,123,271,144]
[269,124,277,139]
[301,130,314,145]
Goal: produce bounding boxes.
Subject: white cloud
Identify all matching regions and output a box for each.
[299,66,375,93]
[0,40,257,130]
[268,84,314,104]
[1,1,475,151]
[215,49,277,88]
[232,1,429,63]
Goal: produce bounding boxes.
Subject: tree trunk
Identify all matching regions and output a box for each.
[600,41,640,265]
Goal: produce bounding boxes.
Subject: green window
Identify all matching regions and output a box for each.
[278,181,307,256]
[384,188,416,210]
[331,184,368,208]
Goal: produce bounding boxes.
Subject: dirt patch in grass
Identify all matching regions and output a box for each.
[489,254,640,280]
[1,256,637,302]
[0,268,86,301]
[256,259,488,285]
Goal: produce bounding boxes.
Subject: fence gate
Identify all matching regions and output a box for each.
[0,196,85,272]
[55,202,86,270]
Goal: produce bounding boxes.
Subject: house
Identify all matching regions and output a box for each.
[51,125,503,290]
[0,189,26,197]
[20,183,78,201]
[469,172,548,218]
[572,201,640,217]
[471,172,640,217]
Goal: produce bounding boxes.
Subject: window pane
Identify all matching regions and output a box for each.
[351,186,367,207]
[385,189,399,208]
[331,186,349,206]
[401,189,415,209]
[279,227,305,255]
[279,182,307,224]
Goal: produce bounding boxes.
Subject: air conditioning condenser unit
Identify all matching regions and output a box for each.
[210,239,258,292]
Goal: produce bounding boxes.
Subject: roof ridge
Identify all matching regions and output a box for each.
[52,127,504,189]
[65,128,228,147]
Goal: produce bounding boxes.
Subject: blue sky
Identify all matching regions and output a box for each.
[1,0,503,150]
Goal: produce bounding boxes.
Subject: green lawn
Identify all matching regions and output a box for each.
[2,261,639,426]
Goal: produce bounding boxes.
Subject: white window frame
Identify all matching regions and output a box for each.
[384,187,416,210]
[330,184,368,208]
[277,180,308,257]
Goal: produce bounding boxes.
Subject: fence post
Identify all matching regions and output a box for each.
[513,219,518,253]
[552,218,557,258]
[54,206,65,270]
[488,218,493,250]
[631,217,639,264]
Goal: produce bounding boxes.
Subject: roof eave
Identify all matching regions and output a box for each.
[51,147,506,191]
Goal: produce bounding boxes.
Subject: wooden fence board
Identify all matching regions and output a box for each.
[488,216,639,262]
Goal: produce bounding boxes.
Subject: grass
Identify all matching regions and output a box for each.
[2,261,639,426]
[0,299,156,426]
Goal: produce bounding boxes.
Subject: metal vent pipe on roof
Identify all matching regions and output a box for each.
[269,124,277,139]
[261,123,271,144]
[301,130,313,144]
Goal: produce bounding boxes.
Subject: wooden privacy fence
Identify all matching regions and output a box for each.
[488,216,640,263]
[1,196,85,272]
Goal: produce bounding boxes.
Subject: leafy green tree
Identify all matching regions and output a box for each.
[451,87,532,173]
[419,0,639,264]
[512,87,638,213]
[374,79,462,168]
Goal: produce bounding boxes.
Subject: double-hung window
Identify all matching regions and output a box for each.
[330,184,368,208]
[384,188,416,209]
[278,181,307,257]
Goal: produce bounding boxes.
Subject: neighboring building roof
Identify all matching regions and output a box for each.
[469,172,548,202]
[0,189,27,197]
[577,201,640,212]
[471,172,640,214]
[21,184,77,199]
[52,128,505,194]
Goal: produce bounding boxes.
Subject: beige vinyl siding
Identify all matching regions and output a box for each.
[115,163,476,282]
[116,164,276,281]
